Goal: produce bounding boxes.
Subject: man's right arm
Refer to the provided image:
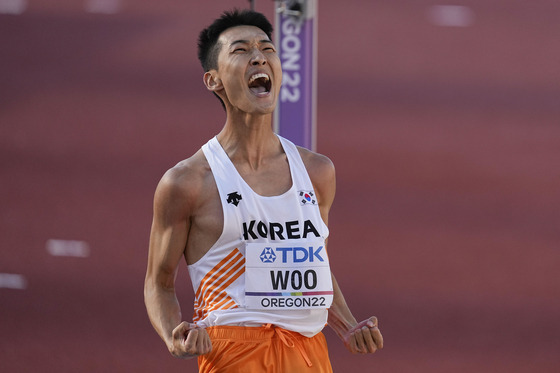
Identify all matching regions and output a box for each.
[144,165,212,358]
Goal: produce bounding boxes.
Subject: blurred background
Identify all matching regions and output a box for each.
[1,0,559,371]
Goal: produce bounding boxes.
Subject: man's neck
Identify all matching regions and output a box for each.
[216,111,281,171]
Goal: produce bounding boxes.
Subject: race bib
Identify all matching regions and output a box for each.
[244,241,333,310]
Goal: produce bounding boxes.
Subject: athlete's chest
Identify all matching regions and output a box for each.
[231,153,292,197]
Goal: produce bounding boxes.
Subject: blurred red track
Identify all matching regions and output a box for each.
[1,1,559,372]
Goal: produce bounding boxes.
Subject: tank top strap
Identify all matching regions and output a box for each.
[202,136,245,201]
[278,136,317,204]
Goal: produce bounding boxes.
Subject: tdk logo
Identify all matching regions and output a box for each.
[260,248,277,263]
[259,246,325,264]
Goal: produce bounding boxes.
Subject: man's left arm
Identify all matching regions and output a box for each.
[328,274,383,354]
[301,148,383,354]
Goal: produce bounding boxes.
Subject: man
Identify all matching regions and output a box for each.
[144,9,383,372]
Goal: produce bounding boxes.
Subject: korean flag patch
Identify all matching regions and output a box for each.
[298,190,317,205]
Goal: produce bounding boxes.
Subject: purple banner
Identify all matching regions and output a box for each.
[274,3,317,150]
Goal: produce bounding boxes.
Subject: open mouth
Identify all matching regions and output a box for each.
[248,73,271,95]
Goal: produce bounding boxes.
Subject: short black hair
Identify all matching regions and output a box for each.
[197,9,273,72]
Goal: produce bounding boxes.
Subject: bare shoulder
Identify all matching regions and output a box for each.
[296,146,336,185]
[154,150,213,219]
[296,146,336,208]
[152,149,222,264]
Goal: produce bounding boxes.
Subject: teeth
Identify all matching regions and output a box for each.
[248,73,270,85]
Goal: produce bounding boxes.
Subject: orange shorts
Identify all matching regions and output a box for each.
[198,324,333,372]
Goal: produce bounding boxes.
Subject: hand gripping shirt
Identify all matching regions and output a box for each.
[189,136,332,337]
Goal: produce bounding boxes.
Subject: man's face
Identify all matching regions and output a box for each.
[212,25,282,115]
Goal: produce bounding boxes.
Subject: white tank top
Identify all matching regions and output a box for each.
[189,135,331,337]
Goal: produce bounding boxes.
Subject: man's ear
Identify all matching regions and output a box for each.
[203,71,222,92]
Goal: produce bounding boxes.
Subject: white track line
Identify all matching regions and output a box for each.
[427,5,475,27]
[84,0,122,14]
[46,239,90,258]
[0,0,27,14]
[0,273,27,289]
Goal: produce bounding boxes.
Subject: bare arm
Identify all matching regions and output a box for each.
[144,166,211,359]
[302,148,384,354]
